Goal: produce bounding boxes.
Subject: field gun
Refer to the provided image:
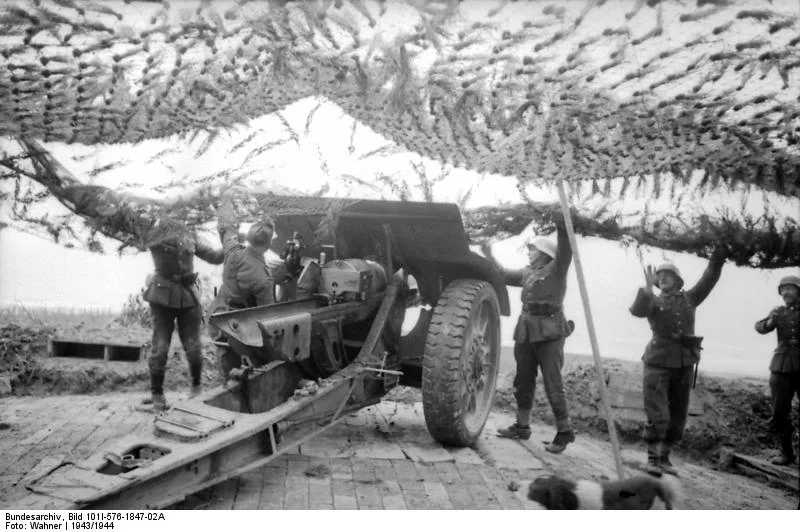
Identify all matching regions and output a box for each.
[17,199,510,509]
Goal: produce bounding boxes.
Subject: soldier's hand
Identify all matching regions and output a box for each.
[216,196,237,228]
[767,307,782,325]
[550,208,566,227]
[221,183,248,198]
[480,242,494,259]
[710,245,728,263]
[217,194,233,211]
[643,264,657,292]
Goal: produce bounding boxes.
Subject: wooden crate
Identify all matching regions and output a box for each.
[48,338,145,362]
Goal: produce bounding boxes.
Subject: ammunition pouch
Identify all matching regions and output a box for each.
[180,272,199,287]
[680,334,704,350]
[523,301,562,316]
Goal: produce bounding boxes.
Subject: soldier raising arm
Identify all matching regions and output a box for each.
[482,211,576,454]
[208,196,277,380]
[629,247,726,476]
[141,217,224,411]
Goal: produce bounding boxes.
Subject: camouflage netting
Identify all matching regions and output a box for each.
[0,0,799,266]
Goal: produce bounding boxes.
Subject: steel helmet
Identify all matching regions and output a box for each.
[655,263,684,288]
[777,274,800,294]
[527,236,557,259]
[246,218,275,247]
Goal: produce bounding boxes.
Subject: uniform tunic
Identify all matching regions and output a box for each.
[144,231,223,309]
[629,255,724,444]
[755,303,800,373]
[513,225,573,344]
[755,302,800,436]
[208,224,275,317]
[629,255,724,368]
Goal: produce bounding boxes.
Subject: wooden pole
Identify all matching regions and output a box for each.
[556,179,626,480]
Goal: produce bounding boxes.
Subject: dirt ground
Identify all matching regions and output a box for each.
[1,320,798,509]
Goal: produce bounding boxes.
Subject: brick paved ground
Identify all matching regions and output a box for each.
[0,392,796,509]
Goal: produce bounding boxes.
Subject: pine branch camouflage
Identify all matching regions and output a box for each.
[0,1,799,266]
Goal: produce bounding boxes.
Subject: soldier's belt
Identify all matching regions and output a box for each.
[157,272,199,285]
[680,334,704,350]
[523,301,561,315]
[654,334,703,349]
[181,272,199,286]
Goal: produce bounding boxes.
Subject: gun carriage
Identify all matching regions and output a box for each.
[17,199,509,510]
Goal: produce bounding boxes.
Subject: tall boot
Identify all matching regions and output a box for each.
[143,370,168,411]
[187,357,203,398]
[660,442,678,476]
[646,442,662,475]
[771,432,796,466]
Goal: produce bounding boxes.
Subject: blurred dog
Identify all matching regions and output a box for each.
[527,473,683,510]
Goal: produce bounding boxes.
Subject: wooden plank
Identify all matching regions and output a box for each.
[735,463,798,492]
[732,454,799,492]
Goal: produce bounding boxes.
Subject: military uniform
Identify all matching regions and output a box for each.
[629,254,724,451]
[755,297,800,462]
[208,218,275,378]
[142,225,223,400]
[510,222,573,433]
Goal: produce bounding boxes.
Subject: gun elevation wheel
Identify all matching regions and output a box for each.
[422,279,501,447]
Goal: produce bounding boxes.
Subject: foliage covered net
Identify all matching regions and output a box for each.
[0,0,798,267]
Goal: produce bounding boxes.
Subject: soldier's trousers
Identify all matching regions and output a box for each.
[769,370,800,436]
[149,303,203,395]
[513,339,572,432]
[642,364,694,444]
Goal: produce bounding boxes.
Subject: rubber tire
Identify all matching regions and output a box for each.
[422,279,501,447]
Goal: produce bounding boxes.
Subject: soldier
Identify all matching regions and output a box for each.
[483,211,576,454]
[208,197,276,380]
[755,274,800,466]
[630,248,726,475]
[141,218,224,411]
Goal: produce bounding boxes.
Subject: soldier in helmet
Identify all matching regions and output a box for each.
[141,217,224,412]
[755,274,800,466]
[629,248,727,475]
[208,196,277,380]
[483,211,576,454]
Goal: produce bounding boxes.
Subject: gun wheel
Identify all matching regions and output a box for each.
[422,279,501,447]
